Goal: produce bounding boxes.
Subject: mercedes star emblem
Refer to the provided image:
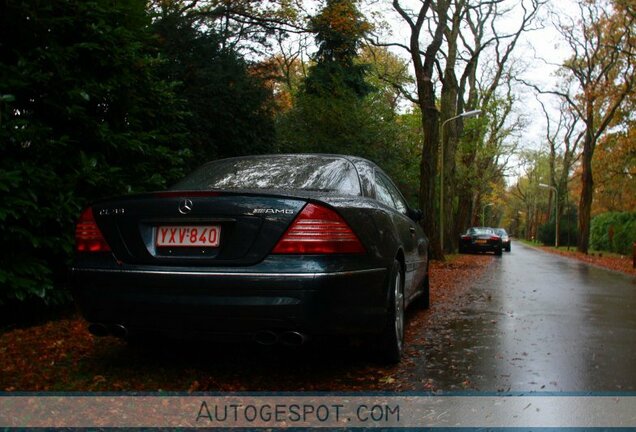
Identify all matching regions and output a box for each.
[178,199,193,215]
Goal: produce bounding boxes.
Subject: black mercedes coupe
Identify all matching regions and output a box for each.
[459,227,503,255]
[71,154,430,363]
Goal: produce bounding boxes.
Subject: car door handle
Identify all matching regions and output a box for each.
[409,227,416,235]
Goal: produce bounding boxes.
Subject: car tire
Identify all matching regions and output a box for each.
[506,245,511,252]
[495,247,502,256]
[378,259,404,364]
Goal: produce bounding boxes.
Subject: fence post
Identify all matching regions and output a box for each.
[633,242,635,269]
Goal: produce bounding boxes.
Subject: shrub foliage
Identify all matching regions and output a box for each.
[0,1,275,305]
[590,212,636,255]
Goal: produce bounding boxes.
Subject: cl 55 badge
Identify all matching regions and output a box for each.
[98,208,125,216]
[253,209,295,215]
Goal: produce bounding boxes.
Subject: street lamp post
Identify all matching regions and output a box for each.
[539,183,559,247]
[440,109,482,252]
[517,211,525,238]
[482,202,494,226]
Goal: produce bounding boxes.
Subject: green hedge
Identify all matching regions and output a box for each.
[0,2,276,306]
[590,212,636,255]
[538,219,578,247]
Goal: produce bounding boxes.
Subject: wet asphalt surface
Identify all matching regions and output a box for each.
[420,242,636,392]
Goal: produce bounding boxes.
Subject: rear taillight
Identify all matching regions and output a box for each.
[490,235,500,240]
[461,235,470,240]
[75,208,111,252]
[272,203,365,254]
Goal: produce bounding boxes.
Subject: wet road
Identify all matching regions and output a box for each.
[419,242,636,391]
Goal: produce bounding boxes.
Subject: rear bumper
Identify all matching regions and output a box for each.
[461,242,501,252]
[71,265,389,339]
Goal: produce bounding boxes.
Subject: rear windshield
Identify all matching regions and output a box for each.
[469,228,494,235]
[172,155,361,195]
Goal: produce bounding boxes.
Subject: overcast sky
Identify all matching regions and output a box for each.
[361,0,580,180]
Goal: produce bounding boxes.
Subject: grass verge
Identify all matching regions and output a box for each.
[518,240,635,276]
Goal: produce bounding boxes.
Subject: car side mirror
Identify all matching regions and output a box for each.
[408,208,423,222]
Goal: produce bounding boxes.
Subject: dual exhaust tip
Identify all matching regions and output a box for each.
[254,330,308,347]
[88,324,308,347]
[88,323,128,339]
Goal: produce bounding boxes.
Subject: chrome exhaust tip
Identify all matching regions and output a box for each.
[110,324,128,339]
[87,323,109,337]
[280,331,308,347]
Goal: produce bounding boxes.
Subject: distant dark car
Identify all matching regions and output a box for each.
[459,227,503,255]
[71,154,430,363]
[494,228,511,252]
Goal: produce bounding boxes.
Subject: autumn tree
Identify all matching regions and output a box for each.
[508,150,553,241]
[444,1,540,252]
[276,2,419,192]
[359,45,414,112]
[590,12,636,215]
[524,0,636,253]
[278,0,374,155]
[536,98,582,246]
[593,130,636,213]
[368,0,540,257]
[304,0,372,97]
[372,0,450,260]
[149,0,308,54]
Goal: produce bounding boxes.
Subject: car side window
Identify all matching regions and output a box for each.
[376,171,408,215]
[374,171,397,210]
[352,161,375,198]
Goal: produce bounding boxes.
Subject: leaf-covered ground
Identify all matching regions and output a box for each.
[0,255,492,392]
[534,246,636,276]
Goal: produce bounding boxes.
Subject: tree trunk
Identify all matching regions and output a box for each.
[454,190,472,243]
[439,1,462,254]
[557,171,569,246]
[554,195,560,248]
[440,79,459,253]
[577,133,594,253]
[419,96,442,260]
[392,0,449,260]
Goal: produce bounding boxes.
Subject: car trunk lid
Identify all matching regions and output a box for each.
[92,191,307,266]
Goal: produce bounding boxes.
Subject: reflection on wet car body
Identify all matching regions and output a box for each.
[71,154,430,363]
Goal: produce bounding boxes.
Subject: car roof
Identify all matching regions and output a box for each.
[202,153,378,166]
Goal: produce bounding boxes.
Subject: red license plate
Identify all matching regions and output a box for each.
[156,225,220,247]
